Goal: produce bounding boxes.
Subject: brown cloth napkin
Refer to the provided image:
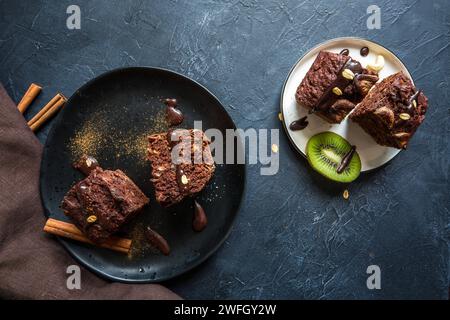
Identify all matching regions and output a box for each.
[0,85,180,299]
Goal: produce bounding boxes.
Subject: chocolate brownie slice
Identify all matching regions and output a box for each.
[296,51,378,123]
[350,72,428,149]
[147,129,215,207]
[61,168,149,243]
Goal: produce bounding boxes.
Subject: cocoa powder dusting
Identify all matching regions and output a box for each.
[69,111,109,158]
[68,107,168,165]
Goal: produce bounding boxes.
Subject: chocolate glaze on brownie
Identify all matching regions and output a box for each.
[61,167,149,243]
[350,72,428,149]
[295,51,378,124]
[147,129,215,207]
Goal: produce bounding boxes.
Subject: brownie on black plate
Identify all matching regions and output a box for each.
[61,167,149,243]
[147,129,215,207]
[350,71,428,149]
[296,51,379,123]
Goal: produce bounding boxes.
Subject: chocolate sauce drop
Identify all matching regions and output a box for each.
[164,98,184,126]
[360,46,369,57]
[346,59,363,73]
[289,116,309,131]
[145,227,170,255]
[339,49,350,56]
[166,106,184,126]
[337,146,356,174]
[193,200,207,232]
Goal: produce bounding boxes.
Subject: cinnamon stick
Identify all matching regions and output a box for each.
[28,93,67,131]
[17,83,42,113]
[43,218,132,254]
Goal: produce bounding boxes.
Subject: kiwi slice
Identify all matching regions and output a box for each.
[306,132,361,183]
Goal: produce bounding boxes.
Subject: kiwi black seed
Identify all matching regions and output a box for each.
[306,132,361,183]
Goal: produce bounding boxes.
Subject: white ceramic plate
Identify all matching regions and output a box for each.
[280,37,413,171]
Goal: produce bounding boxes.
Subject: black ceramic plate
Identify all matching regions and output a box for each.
[40,67,245,283]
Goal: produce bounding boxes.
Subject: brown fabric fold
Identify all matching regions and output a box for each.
[0,85,180,299]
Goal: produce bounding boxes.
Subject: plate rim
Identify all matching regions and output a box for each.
[40,66,247,283]
[279,36,412,173]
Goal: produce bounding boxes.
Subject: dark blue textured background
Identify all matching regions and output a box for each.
[1,0,449,299]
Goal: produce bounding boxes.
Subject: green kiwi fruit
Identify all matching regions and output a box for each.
[306,132,361,183]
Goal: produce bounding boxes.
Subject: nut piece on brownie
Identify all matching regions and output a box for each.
[350,71,428,149]
[147,129,215,207]
[61,167,149,243]
[295,51,378,124]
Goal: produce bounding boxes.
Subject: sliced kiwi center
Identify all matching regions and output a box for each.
[321,148,343,166]
[306,132,361,183]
